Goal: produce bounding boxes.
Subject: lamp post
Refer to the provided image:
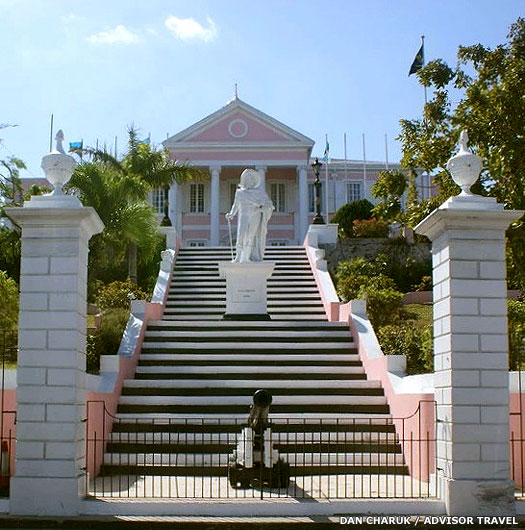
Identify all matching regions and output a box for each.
[311,157,325,224]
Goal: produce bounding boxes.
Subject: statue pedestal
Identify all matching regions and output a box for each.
[219,262,275,320]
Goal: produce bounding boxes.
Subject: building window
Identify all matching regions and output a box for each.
[270,183,286,213]
[269,240,288,246]
[189,183,205,213]
[151,188,165,215]
[308,182,323,213]
[346,182,362,203]
[188,240,206,247]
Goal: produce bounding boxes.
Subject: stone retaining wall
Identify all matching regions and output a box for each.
[325,237,431,270]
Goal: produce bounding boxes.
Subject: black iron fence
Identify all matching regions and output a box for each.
[86,401,436,500]
[0,329,17,497]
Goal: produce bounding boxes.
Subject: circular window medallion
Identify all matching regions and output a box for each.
[228,118,248,138]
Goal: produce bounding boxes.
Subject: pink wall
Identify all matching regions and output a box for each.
[1,389,16,479]
[172,150,307,161]
[189,112,288,142]
[510,392,525,489]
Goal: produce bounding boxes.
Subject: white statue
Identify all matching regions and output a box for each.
[226,168,274,263]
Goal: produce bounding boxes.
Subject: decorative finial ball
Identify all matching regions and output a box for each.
[446,129,482,196]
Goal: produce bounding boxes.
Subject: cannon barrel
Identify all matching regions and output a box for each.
[247,389,272,431]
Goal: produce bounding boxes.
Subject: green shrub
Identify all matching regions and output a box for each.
[86,308,130,374]
[358,285,405,328]
[95,279,148,311]
[377,324,433,375]
[509,299,525,371]
[353,218,389,238]
[413,275,432,292]
[331,199,374,238]
[0,270,18,330]
[373,252,432,293]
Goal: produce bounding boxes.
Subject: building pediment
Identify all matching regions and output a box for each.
[163,98,314,152]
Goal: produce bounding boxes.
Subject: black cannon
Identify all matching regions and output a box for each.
[228,389,290,489]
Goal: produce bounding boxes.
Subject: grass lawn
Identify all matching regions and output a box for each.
[404,303,432,328]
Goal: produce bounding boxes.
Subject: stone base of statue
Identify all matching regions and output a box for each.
[219,261,275,320]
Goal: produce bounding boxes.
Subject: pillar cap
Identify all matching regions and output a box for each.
[5,206,104,238]
[415,205,523,241]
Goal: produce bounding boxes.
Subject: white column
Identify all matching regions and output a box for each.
[297,165,308,244]
[6,157,103,515]
[209,165,221,246]
[255,165,266,190]
[168,181,178,234]
[415,133,522,516]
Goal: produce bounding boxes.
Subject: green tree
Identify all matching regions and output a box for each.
[0,156,25,211]
[66,162,162,299]
[87,128,204,282]
[371,170,407,222]
[398,17,525,287]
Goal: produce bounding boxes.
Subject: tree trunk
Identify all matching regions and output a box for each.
[128,243,137,284]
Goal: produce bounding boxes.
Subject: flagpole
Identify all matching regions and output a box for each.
[385,133,389,170]
[114,136,118,158]
[344,133,347,180]
[324,133,329,221]
[422,35,427,106]
[49,114,54,152]
[362,133,367,200]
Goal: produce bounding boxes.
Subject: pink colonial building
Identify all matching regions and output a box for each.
[160,96,428,248]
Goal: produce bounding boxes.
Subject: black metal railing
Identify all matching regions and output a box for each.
[0,329,17,497]
[510,370,525,497]
[86,400,436,499]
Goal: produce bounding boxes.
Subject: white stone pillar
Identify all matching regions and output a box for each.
[416,131,523,516]
[297,165,308,243]
[255,165,267,191]
[210,165,221,246]
[168,181,178,233]
[6,142,104,516]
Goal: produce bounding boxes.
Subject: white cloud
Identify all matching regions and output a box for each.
[87,24,141,45]
[164,15,217,43]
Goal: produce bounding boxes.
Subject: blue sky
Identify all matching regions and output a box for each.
[0,0,523,179]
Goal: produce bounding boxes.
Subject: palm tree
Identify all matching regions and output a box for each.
[67,162,162,296]
[87,127,204,282]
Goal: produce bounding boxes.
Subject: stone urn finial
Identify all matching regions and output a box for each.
[446,130,482,196]
[41,129,77,195]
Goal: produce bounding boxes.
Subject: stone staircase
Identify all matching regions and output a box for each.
[101,247,407,480]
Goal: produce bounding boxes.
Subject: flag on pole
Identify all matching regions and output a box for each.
[409,43,424,76]
[69,140,83,153]
[138,136,150,146]
[323,138,329,162]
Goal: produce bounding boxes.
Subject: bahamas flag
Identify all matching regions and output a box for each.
[138,136,151,145]
[409,43,424,76]
[323,138,329,162]
[69,141,83,153]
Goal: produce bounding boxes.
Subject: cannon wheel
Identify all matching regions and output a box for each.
[270,459,290,489]
[228,464,250,489]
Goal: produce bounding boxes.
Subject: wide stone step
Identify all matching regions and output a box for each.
[140,341,354,351]
[121,385,382,396]
[123,379,378,390]
[138,353,359,363]
[135,365,364,374]
[113,412,394,423]
[134,370,356,379]
[118,395,387,407]
[117,403,390,415]
[143,330,351,341]
[102,452,405,467]
[162,308,326,315]
[109,431,396,443]
[147,320,347,330]
[167,293,321,300]
[165,300,323,308]
[160,314,328,321]
[170,284,319,290]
